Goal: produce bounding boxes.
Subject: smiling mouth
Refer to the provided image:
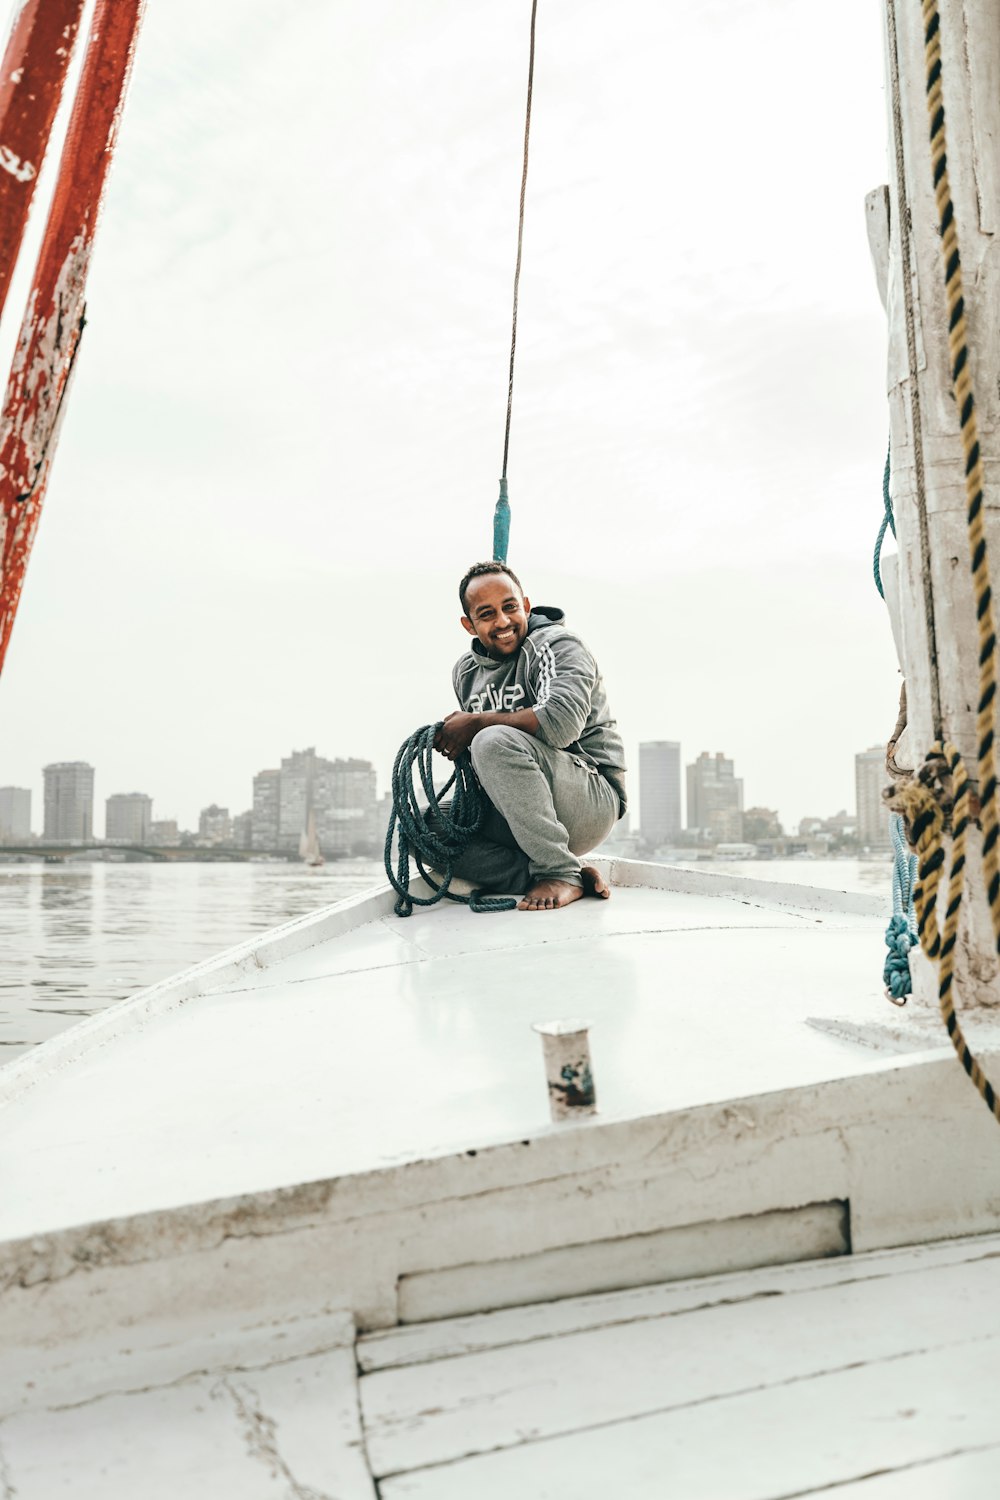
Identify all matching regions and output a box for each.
[493,628,517,644]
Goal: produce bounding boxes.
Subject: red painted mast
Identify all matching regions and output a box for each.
[0,0,86,323]
[0,0,145,675]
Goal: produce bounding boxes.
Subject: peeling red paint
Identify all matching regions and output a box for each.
[0,0,85,321]
[0,0,145,674]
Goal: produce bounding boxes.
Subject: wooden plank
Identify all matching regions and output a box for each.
[377,1336,1000,1498]
[359,1231,1000,1373]
[397,1201,848,1323]
[823,1446,1000,1497]
[362,1254,1000,1477]
[2,1348,376,1500]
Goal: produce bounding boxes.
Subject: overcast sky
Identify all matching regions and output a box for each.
[0,0,898,836]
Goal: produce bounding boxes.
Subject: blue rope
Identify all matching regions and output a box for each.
[384,724,517,918]
[875,441,916,1000]
[873,442,896,599]
[494,478,510,564]
[883,811,918,1001]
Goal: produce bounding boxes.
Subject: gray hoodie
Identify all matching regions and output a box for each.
[452,606,627,815]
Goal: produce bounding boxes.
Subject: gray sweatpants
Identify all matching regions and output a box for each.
[449,725,619,893]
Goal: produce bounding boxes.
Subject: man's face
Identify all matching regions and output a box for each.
[461,573,532,658]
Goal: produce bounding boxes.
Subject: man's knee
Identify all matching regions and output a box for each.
[470,723,534,772]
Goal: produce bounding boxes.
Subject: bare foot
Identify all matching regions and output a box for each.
[580,865,611,900]
[518,868,611,911]
[518,878,584,912]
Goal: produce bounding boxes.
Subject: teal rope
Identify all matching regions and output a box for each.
[883,811,918,1001]
[875,441,916,999]
[873,442,896,599]
[384,724,518,918]
[494,479,510,565]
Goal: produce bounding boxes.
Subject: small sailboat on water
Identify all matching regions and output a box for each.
[299,808,324,868]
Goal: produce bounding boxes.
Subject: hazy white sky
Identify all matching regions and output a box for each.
[0,0,899,835]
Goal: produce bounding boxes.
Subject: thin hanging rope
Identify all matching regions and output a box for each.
[501,0,538,484]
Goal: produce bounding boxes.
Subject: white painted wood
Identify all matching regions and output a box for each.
[359,1231,1000,1373]
[376,1340,1000,1498]
[880,0,1000,1009]
[824,1447,1000,1497]
[1,1347,375,1500]
[397,1201,848,1322]
[5,1048,1000,1377]
[0,860,882,1115]
[865,183,891,310]
[0,1307,356,1417]
[361,1252,1000,1478]
[0,892,891,1245]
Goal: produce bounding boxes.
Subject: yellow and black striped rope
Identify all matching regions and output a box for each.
[923,0,1000,959]
[896,744,1000,1121]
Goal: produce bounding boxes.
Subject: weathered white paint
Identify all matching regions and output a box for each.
[396,1201,848,1322]
[0,143,34,180]
[358,1231,1000,1372]
[0,1344,375,1500]
[377,1339,1000,1497]
[4,1238,999,1497]
[879,0,1000,1008]
[0,865,998,1493]
[362,1245,1000,1482]
[0,869,893,1243]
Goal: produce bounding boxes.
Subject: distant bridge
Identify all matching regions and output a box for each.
[0,844,302,863]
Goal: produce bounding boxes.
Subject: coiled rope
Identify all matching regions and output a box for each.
[493,0,539,566]
[384,725,517,917]
[888,745,999,1121]
[883,3,1000,1122]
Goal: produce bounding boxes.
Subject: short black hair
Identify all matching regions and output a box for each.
[459,560,524,614]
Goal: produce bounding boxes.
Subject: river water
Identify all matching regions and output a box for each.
[0,855,892,1066]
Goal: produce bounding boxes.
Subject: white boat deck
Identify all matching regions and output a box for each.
[4,861,1000,1497]
[0,863,912,1240]
[2,1234,999,1497]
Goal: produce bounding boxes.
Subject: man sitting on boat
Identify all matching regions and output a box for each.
[434,561,627,912]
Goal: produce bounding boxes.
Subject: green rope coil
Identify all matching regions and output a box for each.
[873,441,896,600]
[384,724,518,917]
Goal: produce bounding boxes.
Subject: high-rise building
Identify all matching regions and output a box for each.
[317,757,378,853]
[43,762,94,844]
[855,746,892,849]
[639,741,681,847]
[232,810,253,850]
[198,804,231,845]
[278,748,315,850]
[686,751,744,843]
[252,748,378,855]
[0,786,31,841]
[252,769,281,849]
[105,792,152,844]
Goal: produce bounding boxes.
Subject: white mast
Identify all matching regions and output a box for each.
[873,0,1000,1009]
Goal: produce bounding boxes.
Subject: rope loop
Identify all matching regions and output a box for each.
[887,743,1000,1122]
[883,811,918,1003]
[883,913,915,1005]
[384,724,517,918]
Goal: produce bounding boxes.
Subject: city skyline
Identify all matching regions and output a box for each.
[1,729,895,846]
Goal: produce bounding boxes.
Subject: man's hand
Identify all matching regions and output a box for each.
[434,712,480,760]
